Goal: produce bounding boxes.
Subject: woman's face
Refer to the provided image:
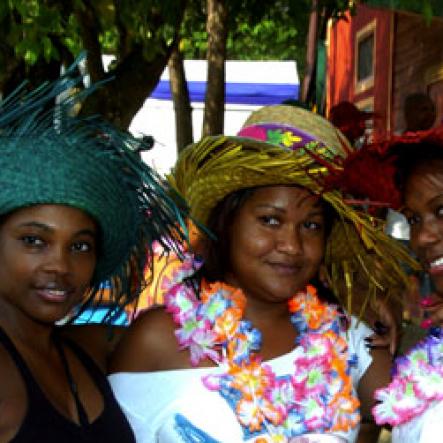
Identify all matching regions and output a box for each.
[404,160,443,295]
[0,204,97,324]
[225,186,326,303]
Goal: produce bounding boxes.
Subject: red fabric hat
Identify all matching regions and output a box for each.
[326,124,443,211]
[323,145,402,211]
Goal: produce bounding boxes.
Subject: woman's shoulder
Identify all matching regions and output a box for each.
[109,306,190,373]
[60,323,126,372]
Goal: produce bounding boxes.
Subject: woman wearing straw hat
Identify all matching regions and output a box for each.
[110,105,414,442]
[0,72,186,442]
[361,129,443,443]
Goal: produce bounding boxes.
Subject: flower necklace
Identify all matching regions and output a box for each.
[373,328,443,427]
[164,253,360,441]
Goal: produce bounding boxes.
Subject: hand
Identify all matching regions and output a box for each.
[367,297,399,356]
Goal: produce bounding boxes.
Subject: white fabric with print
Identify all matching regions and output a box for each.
[109,317,372,443]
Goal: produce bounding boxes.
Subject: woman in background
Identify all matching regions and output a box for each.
[370,129,443,443]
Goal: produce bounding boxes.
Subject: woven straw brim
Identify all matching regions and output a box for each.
[0,132,187,318]
[0,65,188,320]
[169,134,419,314]
[170,135,333,226]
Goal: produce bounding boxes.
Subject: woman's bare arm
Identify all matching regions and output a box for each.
[109,307,194,374]
[357,347,392,443]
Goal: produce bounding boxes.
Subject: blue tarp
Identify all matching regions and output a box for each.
[150,80,299,105]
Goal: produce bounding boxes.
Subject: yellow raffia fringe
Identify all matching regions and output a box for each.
[169,135,420,319]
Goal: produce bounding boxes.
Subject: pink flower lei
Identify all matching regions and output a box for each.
[373,329,443,427]
[164,253,360,441]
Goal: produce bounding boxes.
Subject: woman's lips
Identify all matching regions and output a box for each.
[268,262,301,275]
[34,288,70,303]
[420,295,443,309]
[427,256,443,275]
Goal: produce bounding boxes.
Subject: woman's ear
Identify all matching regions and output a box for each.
[318,263,330,288]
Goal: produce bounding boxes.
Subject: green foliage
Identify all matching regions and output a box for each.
[3,0,437,85]
[1,0,361,76]
[8,0,433,125]
[179,0,358,68]
[1,0,184,70]
[4,0,65,63]
[179,0,356,82]
[181,0,310,62]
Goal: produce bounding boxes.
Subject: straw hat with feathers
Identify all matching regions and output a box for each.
[0,57,188,323]
[169,105,418,315]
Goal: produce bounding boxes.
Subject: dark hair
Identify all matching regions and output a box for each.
[197,185,337,303]
[392,140,443,199]
[309,275,340,305]
[201,188,255,282]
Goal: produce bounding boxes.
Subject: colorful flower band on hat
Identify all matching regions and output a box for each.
[237,123,321,151]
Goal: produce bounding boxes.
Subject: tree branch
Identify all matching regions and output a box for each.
[75,0,105,81]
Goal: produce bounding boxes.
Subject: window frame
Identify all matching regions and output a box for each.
[355,20,377,94]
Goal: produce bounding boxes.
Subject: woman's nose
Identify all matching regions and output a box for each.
[414,219,441,248]
[42,247,70,274]
[277,227,302,254]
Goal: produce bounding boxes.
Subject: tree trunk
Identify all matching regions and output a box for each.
[202,0,228,136]
[75,0,105,82]
[0,1,188,131]
[71,0,187,130]
[301,0,318,104]
[79,45,174,130]
[168,44,194,152]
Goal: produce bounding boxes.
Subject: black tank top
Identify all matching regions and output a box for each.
[0,327,135,443]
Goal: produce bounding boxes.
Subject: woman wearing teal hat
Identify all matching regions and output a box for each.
[0,74,186,441]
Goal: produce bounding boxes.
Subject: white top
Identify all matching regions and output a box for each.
[392,400,443,443]
[109,318,372,443]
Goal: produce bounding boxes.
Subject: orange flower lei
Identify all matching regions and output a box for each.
[164,259,360,441]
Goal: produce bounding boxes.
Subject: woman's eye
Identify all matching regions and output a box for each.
[259,215,280,226]
[406,214,419,226]
[436,206,443,217]
[304,221,322,230]
[71,242,93,253]
[20,235,44,247]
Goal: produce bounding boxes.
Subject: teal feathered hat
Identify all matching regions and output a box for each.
[0,60,188,321]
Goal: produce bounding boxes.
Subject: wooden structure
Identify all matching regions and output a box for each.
[327,3,443,138]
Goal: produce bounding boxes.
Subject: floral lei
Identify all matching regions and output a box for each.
[163,253,360,441]
[373,328,443,427]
